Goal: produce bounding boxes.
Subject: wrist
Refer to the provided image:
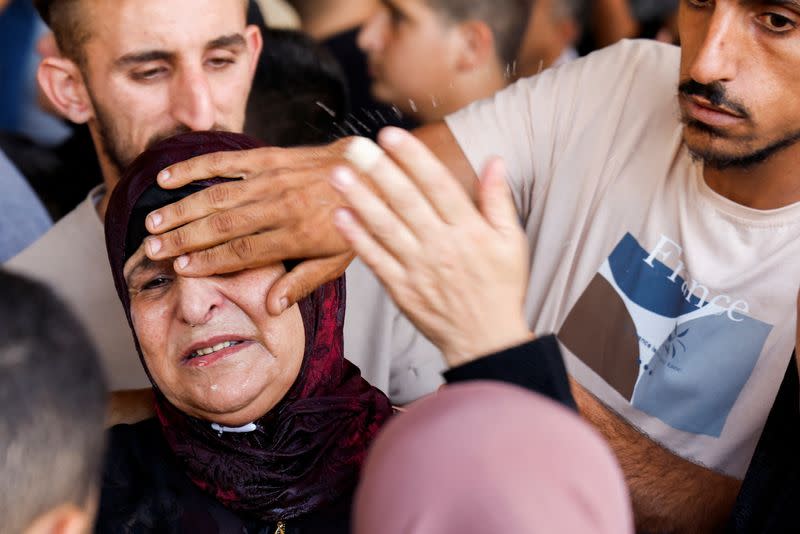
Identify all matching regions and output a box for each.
[442,319,534,368]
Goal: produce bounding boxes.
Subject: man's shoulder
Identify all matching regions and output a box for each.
[552,39,682,147]
[599,38,679,61]
[4,193,106,281]
[582,39,680,73]
[559,39,680,101]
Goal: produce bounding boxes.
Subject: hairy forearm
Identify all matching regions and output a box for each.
[570,378,740,533]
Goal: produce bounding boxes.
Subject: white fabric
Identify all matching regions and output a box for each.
[445,39,800,478]
[5,186,444,400]
[6,186,147,390]
[552,47,578,68]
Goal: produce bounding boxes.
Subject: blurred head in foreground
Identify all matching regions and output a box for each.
[355,381,634,534]
[0,269,107,534]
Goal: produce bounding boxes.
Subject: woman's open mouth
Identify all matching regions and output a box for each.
[182,338,253,367]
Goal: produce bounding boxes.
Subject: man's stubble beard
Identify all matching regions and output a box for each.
[677,80,800,170]
[91,98,191,179]
[89,93,231,179]
[683,120,800,171]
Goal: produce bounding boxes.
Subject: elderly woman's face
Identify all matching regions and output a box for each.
[124,247,305,427]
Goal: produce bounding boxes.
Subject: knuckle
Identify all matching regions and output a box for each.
[169,228,188,250]
[277,189,295,211]
[206,184,230,206]
[230,180,249,198]
[295,221,320,246]
[210,212,236,235]
[171,200,187,220]
[203,246,224,264]
[231,237,255,261]
[286,188,311,212]
[260,146,284,167]
[180,158,197,179]
[208,152,228,174]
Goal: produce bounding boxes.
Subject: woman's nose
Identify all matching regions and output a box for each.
[175,276,223,327]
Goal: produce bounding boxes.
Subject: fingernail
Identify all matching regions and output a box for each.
[158,170,171,183]
[148,212,163,229]
[344,137,384,172]
[279,298,289,312]
[331,167,355,190]
[147,238,162,256]
[176,255,190,270]
[379,127,404,147]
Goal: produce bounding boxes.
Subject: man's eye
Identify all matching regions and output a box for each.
[207,57,235,69]
[142,276,172,291]
[758,13,796,33]
[686,0,712,8]
[132,67,168,81]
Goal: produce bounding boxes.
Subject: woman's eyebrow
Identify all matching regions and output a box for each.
[124,255,156,283]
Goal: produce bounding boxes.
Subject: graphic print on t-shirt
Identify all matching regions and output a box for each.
[559,233,773,438]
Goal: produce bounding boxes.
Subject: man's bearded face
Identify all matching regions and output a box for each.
[677,0,800,170]
[77,0,260,180]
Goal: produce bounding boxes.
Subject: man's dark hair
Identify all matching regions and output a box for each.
[245,28,349,146]
[0,269,107,532]
[427,0,532,65]
[33,0,92,64]
[34,0,250,65]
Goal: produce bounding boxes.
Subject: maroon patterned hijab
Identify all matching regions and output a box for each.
[105,131,393,521]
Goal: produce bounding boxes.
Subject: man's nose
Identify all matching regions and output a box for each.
[171,67,216,132]
[358,9,389,54]
[688,7,740,86]
[175,277,223,328]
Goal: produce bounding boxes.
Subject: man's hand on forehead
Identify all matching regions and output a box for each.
[143,139,356,315]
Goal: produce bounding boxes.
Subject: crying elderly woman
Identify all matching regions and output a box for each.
[97,132,392,533]
[95,130,633,534]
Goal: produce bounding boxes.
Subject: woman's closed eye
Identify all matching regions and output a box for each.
[142,275,173,291]
[128,270,175,296]
[125,254,177,296]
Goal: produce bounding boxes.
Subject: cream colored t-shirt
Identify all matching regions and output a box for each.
[446,39,800,478]
[5,187,444,402]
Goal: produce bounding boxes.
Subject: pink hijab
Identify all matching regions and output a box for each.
[354,382,633,534]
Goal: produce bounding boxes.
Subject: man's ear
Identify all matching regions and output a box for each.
[23,503,93,534]
[244,24,265,80]
[454,20,497,72]
[37,57,94,125]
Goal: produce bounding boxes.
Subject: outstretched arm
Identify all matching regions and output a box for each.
[143,123,475,315]
[332,127,740,533]
[571,379,741,532]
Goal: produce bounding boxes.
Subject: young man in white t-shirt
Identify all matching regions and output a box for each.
[138,1,800,531]
[356,0,531,123]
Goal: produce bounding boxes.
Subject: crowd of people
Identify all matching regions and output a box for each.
[2,0,798,532]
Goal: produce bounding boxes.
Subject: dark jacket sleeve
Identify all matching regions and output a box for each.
[443,335,577,411]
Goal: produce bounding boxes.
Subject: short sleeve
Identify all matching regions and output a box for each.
[444,39,678,223]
